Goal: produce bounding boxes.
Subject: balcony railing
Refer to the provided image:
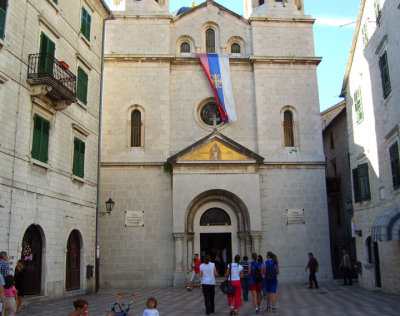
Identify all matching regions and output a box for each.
[27,53,77,104]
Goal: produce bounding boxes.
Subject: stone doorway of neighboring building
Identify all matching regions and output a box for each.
[66,229,81,291]
[200,232,232,276]
[21,224,43,295]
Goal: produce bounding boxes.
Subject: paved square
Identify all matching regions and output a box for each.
[20,281,400,316]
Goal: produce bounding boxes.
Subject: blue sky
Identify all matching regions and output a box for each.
[105,0,360,111]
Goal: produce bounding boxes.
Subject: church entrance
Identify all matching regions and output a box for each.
[200,233,232,276]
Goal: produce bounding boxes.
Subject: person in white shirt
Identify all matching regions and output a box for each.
[200,254,218,315]
[226,255,244,315]
[142,297,159,316]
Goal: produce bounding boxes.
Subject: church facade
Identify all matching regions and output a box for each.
[100,0,332,288]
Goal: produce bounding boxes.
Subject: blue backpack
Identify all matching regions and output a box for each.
[252,262,263,283]
[266,261,277,282]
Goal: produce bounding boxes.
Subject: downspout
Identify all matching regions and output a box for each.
[95,9,113,293]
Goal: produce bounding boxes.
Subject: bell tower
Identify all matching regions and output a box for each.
[244,0,304,19]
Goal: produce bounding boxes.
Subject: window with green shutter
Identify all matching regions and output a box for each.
[77,67,88,104]
[352,163,371,203]
[32,114,50,163]
[39,32,56,75]
[354,87,364,124]
[0,0,7,40]
[379,51,391,98]
[389,142,400,190]
[73,137,85,178]
[53,0,58,4]
[81,7,91,41]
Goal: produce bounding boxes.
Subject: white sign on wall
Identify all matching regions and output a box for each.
[286,209,305,224]
[125,211,144,227]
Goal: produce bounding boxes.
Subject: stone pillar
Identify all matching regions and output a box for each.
[237,231,247,257]
[187,232,195,268]
[173,232,185,287]
[250,231,262,255]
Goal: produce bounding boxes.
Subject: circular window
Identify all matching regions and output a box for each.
[200,101,223,127]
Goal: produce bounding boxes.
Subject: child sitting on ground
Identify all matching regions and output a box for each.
[143,297,159,316]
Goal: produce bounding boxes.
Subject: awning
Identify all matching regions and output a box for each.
[371,207,400,242]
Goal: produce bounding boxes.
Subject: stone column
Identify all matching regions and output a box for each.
[187,232,195,268]
[250,231,262,255]
[173,232,185,287]
[237,231,247,257]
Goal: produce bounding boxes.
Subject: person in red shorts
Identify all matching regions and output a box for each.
[187,254,201,291]
[248,253,264,313]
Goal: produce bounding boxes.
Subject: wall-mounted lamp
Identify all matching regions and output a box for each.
[100,198,115,216]
[355,229,362,237]
[345,200,353,212]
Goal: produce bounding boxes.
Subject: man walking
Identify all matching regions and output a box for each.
[339,248,353,285]
[187,254,201,291]
[305,252,319,289]
[239,255,250,301]
[0,252,9,278]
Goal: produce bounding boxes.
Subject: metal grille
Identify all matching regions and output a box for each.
[283,110,294,147]
[131,110,141,147]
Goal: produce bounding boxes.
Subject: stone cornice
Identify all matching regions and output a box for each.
[104,54,321,65]
[112,13,172,20]
[249,17,315,24]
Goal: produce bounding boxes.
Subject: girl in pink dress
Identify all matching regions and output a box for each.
[4,275,17,316]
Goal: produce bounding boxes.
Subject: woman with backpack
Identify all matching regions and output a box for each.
[248,253,263,313]
[263,252,280,313]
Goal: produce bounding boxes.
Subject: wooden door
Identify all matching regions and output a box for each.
[66,230,81,291]
[22,225,42,295]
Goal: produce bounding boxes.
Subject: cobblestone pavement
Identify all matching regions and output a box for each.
[19,281,400,316]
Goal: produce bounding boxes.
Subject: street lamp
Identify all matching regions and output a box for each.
[100,198,115,216]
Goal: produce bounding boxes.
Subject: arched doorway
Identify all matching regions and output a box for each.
[199,207,232,276]
[21,225,43,295]
[66,230,81,291]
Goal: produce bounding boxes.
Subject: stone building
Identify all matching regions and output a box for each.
[100,0,332,288]
[321,102,356,279]
[341,0,400,294]
[0,0,111,299]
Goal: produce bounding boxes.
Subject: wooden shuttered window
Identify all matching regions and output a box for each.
[81,7,91,41]
[354,87,364,124]
[39,32,56,75]
[0,0,7,40]
[389,142,400,190]
[131,110,141,147]
[31,114,50,163]
[206,28,215,53]
[77,67,88,104]
[352,163,371,203]
[283,110,294,147]
[73,137,85,178]
[379,51,391,98]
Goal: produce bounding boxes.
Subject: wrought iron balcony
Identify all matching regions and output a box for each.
[27,53,77,109]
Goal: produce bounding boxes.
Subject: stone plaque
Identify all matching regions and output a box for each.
[286,209,305,224]
[125,211,144,227]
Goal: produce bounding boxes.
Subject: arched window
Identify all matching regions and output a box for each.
[200,208,231,226]
[131,109,141,147]
[180,42,190,53]
[231,43,240,54]
[283,110,294,147]
[206,28,215,53]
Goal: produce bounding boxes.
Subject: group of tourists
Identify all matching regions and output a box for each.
[0,251,25,316]
[195,251,280,315]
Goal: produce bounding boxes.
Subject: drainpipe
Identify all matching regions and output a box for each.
[95,9,114,293]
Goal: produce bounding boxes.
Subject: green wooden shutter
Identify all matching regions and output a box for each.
[379,51,391,98]
[352,168,361,203]
[354,88,364,124]
[0,0,7,40]
[81,7,91,41]
[389,142,400,190]
[358,163,371,201]
[73,138,85,178]
[39,32,55,75]
[31,114,50,163]
[77,67,88,104]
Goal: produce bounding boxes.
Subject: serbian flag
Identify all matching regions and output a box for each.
[198,54,237,122]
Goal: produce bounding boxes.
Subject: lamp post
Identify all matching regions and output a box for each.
[96,198,115,292]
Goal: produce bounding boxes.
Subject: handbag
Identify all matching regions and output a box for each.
[219,263,235,295]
